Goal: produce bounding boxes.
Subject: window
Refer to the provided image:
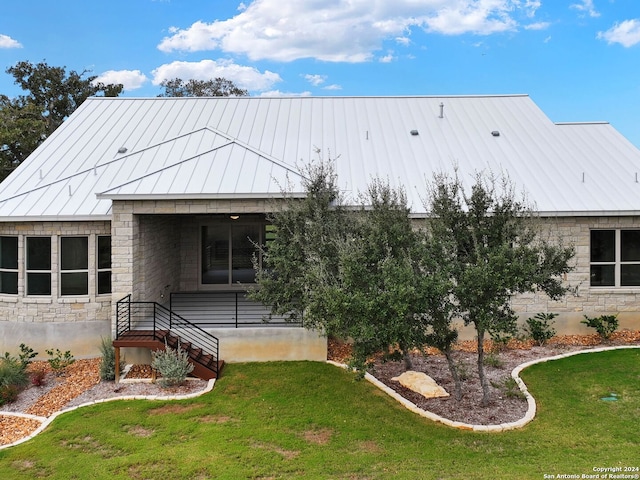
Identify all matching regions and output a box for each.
[590,229,640,287]
[97,236,111,295]
[201,217,266,285]
[0,236,18,294]
[26,237,51,295]
[60,237,88,295]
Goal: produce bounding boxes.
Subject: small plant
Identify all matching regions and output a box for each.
[525,312,558,346]
[46,348,75,375]
[491,377,526,400]
[98,337,125,381]
[29,368,47,386]
[151,341,194,388]
[453,359,471,381]
[17,343,37,368]
[581,314,619,340]
[489,333,512,352]
[0,384,20,406]
[483,352,504,369]
[0,355,29,405]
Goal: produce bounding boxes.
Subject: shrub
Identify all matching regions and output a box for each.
[30,368,47,386]
[525,313,558,346]
[0,384,20,406]
[98,337,125,381]
[453,359,471,381]
[151,341,194,388]
[0,355,29,405]
[581,315,619,340]
[483,352,504,369]
[46,348,75,375]
[491,377,526,400]
[17,343,37,368]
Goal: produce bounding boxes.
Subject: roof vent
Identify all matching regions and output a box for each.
[117,147,128,154]
[410,130,419,136]
[439,102,444,119]
[491,131,500,137]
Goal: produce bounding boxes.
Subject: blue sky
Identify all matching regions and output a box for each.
[1,0,640,146]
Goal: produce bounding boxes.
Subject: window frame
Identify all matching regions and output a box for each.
[590,228,640,288]
[59,236,89,296]
[0,236,19,295]
[96,235,112,295]
[199,216,267,288]
[26,236,52,296]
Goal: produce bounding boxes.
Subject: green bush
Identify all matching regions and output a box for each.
[151,341,194,388]
[483,352,504,369]
[98,337,125,381]
[46,348,75,375]
[581,315,619,340]
[0,355,29,405]
[491,377,526,400]
[525,312,558,346]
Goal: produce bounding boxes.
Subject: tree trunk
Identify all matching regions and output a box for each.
[476,328,491,407]
[402,349,413,370]
[443,349,463,401]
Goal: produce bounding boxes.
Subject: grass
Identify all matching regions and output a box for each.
[0,349,638,479]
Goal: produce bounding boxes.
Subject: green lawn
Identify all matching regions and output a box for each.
[0,349,638,479]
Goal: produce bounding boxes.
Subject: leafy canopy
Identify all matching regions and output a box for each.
[0,60,123,180]
[158,77,248,97]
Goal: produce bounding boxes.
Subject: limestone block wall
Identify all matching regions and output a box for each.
[0,220,112,357]
[510,216,640,334]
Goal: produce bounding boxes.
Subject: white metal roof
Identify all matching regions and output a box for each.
[1,94,639,220]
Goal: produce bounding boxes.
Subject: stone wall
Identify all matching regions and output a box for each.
[0,221,112,357]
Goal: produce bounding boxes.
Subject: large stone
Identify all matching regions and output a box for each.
[391,371,450,399]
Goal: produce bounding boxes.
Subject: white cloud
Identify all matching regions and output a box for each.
[598,19,640,48]
[151,59,282,92]
[94,70,148,90]
[570,0,600,18]
[524,21,550,31]
[323,84,343,91]
[0,34,22,49]
[379,53,395,63]
[258,90,312,97]
[304,74,327,86]
[157,1,540,62]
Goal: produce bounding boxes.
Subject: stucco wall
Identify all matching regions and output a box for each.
[0,221,112,358]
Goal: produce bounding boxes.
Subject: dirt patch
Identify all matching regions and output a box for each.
[148,403,203,415]
[124,425,155,437]
[198,414,234,424]
[302,427,333,445]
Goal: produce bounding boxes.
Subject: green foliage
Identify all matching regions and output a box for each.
[491,377,526,400]
[0,354,29,405]
[581,314,619,340]
[151,341,194,388]
[17,343,37,368]
[45,348,75,375]
[426,170,575,405]
[453,359,471,381]
[98,337,125,381]
[483,352,504,369]
[1,60,123,180]
[158,77,248,97]
[525,312,558,345]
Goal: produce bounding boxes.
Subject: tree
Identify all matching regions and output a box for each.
[427,170,575,406]
[252,163,461,383]
[158,78,248,97]
[0,60,123,180]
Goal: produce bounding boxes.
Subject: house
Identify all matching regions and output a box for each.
[1,94,639,368]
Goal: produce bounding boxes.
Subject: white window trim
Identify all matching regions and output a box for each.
[590,229,640,288]
[59,236,89,297]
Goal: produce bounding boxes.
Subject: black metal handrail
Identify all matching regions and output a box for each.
[169,291,301,327]
[116,295,219,377]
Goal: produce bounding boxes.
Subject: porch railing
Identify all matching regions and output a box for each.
[116,294,219,377]
[169,291,301,328]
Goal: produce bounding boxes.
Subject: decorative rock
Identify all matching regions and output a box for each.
[391,371,450,399]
